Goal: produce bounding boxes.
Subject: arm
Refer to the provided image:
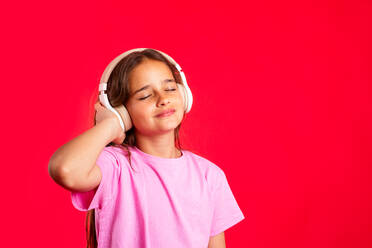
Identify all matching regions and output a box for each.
[208,232,226,248]
[48,118,119,190]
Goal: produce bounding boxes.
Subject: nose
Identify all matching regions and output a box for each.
[156,91,170,107]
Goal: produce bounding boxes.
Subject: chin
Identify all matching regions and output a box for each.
[156,120,181,132]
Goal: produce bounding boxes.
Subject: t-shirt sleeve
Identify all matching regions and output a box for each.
[70,147,121,211]
[210,168,245,237]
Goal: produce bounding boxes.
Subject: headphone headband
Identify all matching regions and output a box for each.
[100,48,176,84]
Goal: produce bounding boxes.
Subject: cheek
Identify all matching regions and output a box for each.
[174,93,183,107]
[127,101,149,120]
[133,104,152,119]
[175,103,185,118]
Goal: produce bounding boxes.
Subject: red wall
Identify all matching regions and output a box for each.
[1,0,370,247]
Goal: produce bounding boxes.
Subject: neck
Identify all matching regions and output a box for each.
[134,131,181,158]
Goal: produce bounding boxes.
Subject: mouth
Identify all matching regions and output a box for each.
[156,109,176,118]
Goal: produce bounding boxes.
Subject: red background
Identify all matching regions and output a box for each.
[1,0,371,247]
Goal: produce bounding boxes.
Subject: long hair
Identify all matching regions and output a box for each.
[86,49,187,248]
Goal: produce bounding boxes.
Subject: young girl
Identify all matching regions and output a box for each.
[48,48,245,248]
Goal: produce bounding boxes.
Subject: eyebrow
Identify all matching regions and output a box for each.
[132,79,176,96]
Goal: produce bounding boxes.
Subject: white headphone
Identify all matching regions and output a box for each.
[98,48,193,132]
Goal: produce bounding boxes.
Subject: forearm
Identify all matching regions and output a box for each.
[49,119,117,182]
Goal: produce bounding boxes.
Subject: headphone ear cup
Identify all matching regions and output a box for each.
[177,83,187,112]
[114,104,133,132]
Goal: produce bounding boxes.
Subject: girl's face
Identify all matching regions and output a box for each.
[125,58,184,136]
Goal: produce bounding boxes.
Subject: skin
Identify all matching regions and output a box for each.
[125,58,226,247]
[208,232,226,248]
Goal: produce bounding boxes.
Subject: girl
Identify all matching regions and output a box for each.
[48,48,245,248]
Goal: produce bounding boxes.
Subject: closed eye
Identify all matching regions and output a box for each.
[139,88,177,100]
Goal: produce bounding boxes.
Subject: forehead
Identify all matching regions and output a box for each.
[129,59,173,85]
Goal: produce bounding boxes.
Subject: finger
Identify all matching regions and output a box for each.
[95,102,103,109]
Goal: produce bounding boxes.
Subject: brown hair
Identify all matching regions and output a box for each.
[86,49,187,247]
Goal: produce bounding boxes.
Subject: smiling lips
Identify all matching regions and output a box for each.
[156,108,176,117]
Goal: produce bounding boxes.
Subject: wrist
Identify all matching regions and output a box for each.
[101,118,122,142]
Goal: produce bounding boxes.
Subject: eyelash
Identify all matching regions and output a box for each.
[139,88,177,100]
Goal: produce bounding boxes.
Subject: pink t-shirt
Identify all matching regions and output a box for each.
[71,145,245,247]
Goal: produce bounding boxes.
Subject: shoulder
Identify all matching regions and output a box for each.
[104,145,128,156]
[184,149,225,184]
[185,150,223,171]
[100,145,131,168]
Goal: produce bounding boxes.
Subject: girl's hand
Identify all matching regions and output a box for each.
[94,101,126,145]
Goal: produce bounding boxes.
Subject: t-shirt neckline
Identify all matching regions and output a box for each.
[132,145,186,166]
